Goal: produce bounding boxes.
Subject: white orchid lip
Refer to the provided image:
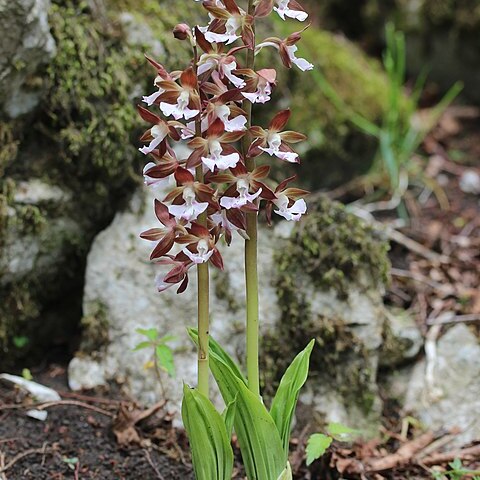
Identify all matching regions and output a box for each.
[138,124,168,155]
[183,239,214,264]
[204,16,241,45]
[202,140,240,172]
[286,45,314,71]
[274,0,308,22]
[273,195,307,221]
[160,89,199,120]
[220,179,262,210]
[242,81,272,104]
[215,104,247,132]
[259,131,299,163]
[168,186,208,221]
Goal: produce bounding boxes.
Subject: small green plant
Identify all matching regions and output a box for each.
[310,23,461,202]
[21,368,33,381]
[305,422,359,466]
[432,459,480,480]
[13,336,29,349]
[134,328,176,398]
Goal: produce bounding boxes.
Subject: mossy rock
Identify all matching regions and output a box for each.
[261,196,391,433]
[0,0,201,368]
[261,22,394,189]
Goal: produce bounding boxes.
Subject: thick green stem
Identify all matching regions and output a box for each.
[196,254,210,397]
[243,0,260,397]
[193,44,210,398]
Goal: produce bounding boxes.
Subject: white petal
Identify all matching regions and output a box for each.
[224,115,247,132]
[139,135,163,155]
[204,31,239,45]
[160,102,179,118]
[293,57,314,71]
[183,107,200,120]
[241,91,259,103]
[142,89,163,106]
[276,151,299,163]
[220,196,246,209]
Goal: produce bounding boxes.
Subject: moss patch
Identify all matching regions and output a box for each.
[78,301,110,355]
[276,195,389,299]
[261,196,389,414]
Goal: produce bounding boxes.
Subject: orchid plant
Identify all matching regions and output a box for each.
[138,1,315,478]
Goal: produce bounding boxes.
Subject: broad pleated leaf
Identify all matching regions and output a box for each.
[222,396,237,438]
[182,385,234,480]
[270,340,315,460]
[188,327,247,384]
[210,354,286,480]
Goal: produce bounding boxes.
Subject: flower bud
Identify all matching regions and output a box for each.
[173,23,191,41]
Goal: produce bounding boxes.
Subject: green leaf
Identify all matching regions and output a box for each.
[13,336,29,348]
[305,434,332,466]
[188,328,246,384]
[209,352,286,480]
[327,422,358,441]
[270,340,315,460]
[156,344,175,377]
[21,368,33,381]
[222,396,237,438]
[182,385,233,480]
[133,341,151,351]
[136,327,158,341]
[159,334,177,344]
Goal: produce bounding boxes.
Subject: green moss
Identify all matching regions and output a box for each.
[0,280,41,365]
[78,301,110,355]
[262,23,393,188]
[277,195,389,299]
[0,123,18,178]
[39,1,144,192]
[261,196,389,413]
[213,270,241,314]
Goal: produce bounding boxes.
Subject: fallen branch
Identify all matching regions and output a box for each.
[36,400,114,417]
[427,313,480,326]
[0,444,53,474]
[144,449,165,480]
[365,432,435,472]
[420,444,480,466]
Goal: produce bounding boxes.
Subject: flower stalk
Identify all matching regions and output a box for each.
[243,0,260,396]
[194,43,210,397]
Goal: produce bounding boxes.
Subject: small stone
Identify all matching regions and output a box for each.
[405,324,480,447]
[459,170,480,195]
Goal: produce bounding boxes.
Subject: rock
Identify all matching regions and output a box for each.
[0,0,56,118]
[68,189,283,413]
[118,12,165,60]
[0,178,86,368]
[69,189,403,435]
[379,309,423,368]
[405,324,480,446]
[459,170,480,195]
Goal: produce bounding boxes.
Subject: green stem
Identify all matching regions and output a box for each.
[193,44,210,398]
[243,0,259,397]
[196,255,209,397]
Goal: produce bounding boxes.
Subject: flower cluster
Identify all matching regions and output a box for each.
[139,0,312,293]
